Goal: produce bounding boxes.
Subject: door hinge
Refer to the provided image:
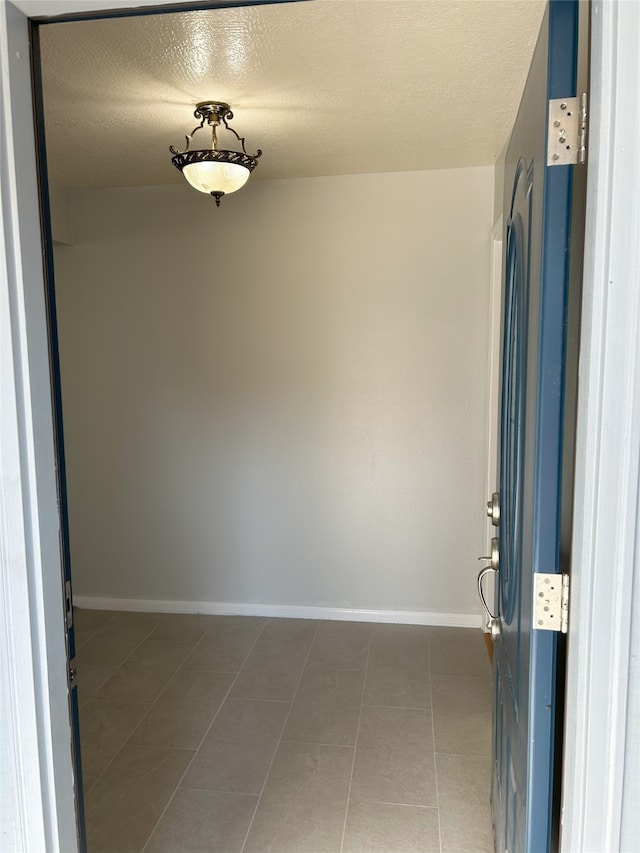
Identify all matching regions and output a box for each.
[64,579,73,629]
[533,573,569,633]
[547,94,587,166]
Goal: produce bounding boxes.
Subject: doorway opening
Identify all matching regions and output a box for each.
[33,1,545,850]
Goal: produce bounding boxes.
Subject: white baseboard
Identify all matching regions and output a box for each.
[73,595,482,628]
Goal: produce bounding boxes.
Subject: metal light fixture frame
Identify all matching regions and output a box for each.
[170,101,262,206]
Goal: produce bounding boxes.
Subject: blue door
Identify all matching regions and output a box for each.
[41,189,88,853]
[491,2,581,851]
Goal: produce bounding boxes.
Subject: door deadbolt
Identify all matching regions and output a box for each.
[486,492,500,526]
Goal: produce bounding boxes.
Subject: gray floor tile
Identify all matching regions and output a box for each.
[343,800,440,853]
[126,637,195,668]
[306,621,372,670]
[230,619,317,701]
[93,639,195,704]
[428,627,491,677]
[147,613,216,645]
[84,745,193,853]
[350,705,436,807]
[431,675,492,755]
[437,753,494,852]
[181,616,266,673]
[363,624,430,708]
[181,737,276,799]
[79,699,150,790]
[282,668,364,746]
[77,615,497,853]
[205,696,290,742]
[156,667,236,707]
[128,670,234,749]
[243,741,353,853]
[74,609,118,648]
[144,789,257,853]
[92,661,179,705]
[76,664,118,708]
[76,612,161,667]
[181,698,289,795]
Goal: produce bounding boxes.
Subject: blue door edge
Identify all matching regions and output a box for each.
[29,20,87,853]
[527,0,579,849]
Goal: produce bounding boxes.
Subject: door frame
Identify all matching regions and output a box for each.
[0,0,638,850]
[559,1,640,849]
[0,2,76,850]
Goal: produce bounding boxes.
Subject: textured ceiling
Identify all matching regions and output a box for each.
[39,0,546,189]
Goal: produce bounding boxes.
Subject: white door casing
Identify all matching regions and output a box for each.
[560,1,640,850]
[1,2,75,850]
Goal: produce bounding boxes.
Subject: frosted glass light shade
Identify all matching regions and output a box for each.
[182,160,250,195]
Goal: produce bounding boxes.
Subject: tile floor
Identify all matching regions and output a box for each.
[75,610,494,853]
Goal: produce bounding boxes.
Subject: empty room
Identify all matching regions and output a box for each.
[34,0,557,850]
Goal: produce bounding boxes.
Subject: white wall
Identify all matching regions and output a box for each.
[53,166,493,619]
[49,187,73,245]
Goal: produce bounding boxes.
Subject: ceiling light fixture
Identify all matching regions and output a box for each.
[170,101,262,207]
